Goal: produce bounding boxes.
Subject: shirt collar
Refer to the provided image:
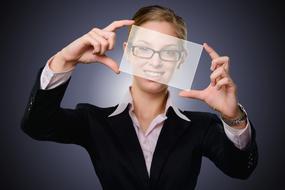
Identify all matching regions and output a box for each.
[108,87,191,122]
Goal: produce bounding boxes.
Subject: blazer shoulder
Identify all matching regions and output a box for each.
[182,110,220,123]
[180,110,223,131]
[76,103,118,117]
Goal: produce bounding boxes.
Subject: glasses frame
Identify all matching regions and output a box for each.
[130,44,183,62]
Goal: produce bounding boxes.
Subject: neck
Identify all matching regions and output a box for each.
[130,85,168,122]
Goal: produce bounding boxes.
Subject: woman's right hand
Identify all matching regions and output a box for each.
[49,20,134,73]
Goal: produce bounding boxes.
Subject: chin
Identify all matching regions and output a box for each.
[134,76,168,94]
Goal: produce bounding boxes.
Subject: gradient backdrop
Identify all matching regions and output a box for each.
[1,0,284,189]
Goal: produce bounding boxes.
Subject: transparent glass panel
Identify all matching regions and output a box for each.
[119,25,203,90]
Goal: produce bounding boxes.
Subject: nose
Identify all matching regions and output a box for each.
[149,52,163,68]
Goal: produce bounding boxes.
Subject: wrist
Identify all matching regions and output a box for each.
[221,104,248,127]
[49,51,76,72]
[221,104,241,120]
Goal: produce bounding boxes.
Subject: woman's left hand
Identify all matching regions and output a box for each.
[179,43,240,119]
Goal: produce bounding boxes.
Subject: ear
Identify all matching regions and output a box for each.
[123,42,131,62]
[123,42,127,50]
[177,49,188,69]
[177,54,184,69]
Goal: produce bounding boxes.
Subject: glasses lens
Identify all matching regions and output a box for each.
[132,46,153,58]
[161,50,181,61]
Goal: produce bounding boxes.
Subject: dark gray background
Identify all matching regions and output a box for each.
[1,0,284,189]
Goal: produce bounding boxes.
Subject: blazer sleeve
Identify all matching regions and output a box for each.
[202,113,258,179]
[21,68,90,146]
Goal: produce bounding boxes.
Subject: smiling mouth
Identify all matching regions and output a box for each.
[143,70,165,77]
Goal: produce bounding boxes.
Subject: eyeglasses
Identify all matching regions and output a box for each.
[130,45,182,62]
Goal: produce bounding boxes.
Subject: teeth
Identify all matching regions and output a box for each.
[144,70,163,77]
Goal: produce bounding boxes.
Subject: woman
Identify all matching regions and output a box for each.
[22,5,258,190]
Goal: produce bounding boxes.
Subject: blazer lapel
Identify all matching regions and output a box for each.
[107,107,150,187]
[149,107,191,186]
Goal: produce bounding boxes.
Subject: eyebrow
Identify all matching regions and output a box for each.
[135,40,151,45]
[134,40,179,49]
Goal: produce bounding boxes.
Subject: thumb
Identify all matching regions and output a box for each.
[96,55,120,74]
[179,89,204,101]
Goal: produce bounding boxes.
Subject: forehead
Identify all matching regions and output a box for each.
[130,23,181,47]
[139,21,178,36]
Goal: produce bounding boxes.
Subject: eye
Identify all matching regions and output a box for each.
[133,46,153,56]
[136,46,151,52]
[163,50,179,57]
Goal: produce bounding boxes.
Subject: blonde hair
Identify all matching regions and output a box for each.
[130,5,187,40]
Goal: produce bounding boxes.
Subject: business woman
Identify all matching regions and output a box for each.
[21,5,258,190]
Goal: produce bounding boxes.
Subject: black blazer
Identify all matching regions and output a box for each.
[21,69,258,190]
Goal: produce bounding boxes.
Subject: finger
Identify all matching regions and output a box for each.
[215,77,233,90]
[179,89,204,101]
[210,66,228,86]
[104,20,134,32]
[203,43,220,60]
[92,28,116,50]
[106,32,116,50]
[84,34,100,54]
[90,31,109,55]
[211,56,230,71]
[96,55,120,74]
